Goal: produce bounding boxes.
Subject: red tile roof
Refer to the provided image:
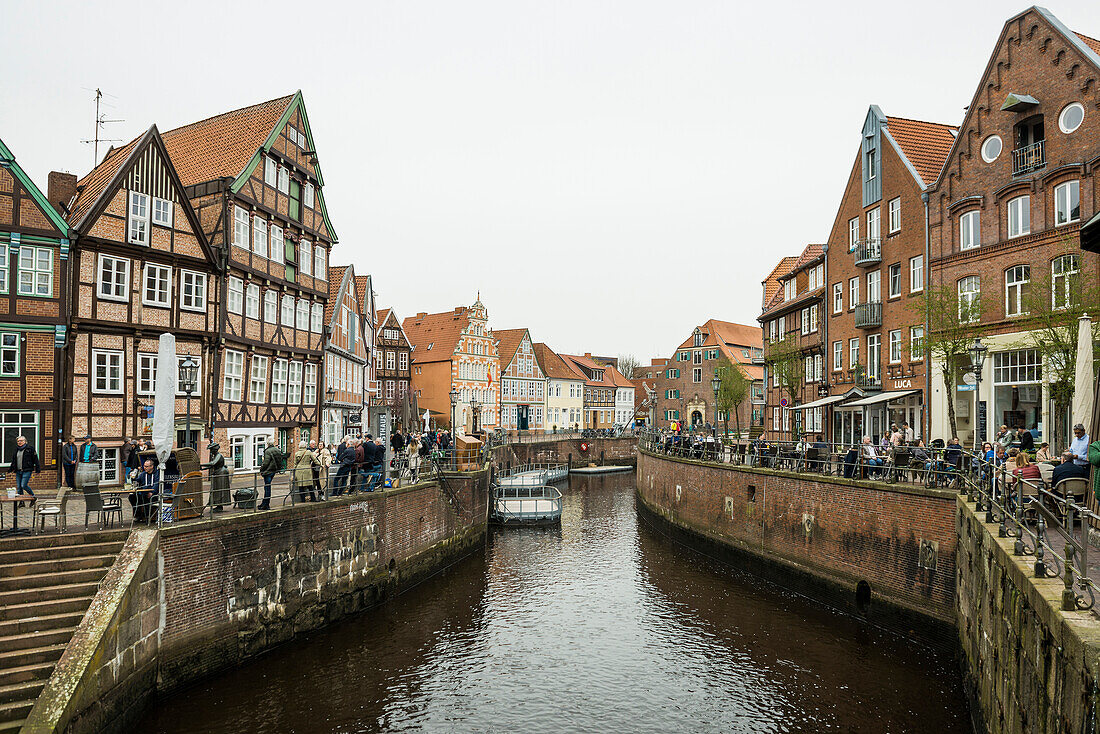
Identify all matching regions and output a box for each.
[1078,32,1100,57]
[402,308,471,364]
[353,275,372,325]
[560,354,617,388]
[68,136,142,228]
[533,343,583,381]
[675,319,761,353]
[494,328,528,368]
[160,94,295,187]
[885,116,958,187]
[762,256,797,305]
[324,265,350,330]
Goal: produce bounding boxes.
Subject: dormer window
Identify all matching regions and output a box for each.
[866,149,876,181]
[1012,115,1045,176]
[693,330,703,347]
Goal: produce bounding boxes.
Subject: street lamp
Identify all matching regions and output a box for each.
[711,375,721,439]
[471,398,481,435]
[449,387,459,434]
[324,386,336,440]
[179,357,199,450]
[968,338,989,452]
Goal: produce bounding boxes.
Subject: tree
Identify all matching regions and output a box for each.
[714,356,749,438]
[617,354,639,379]
[910,283,986,439]
[1015,251,1100,449]
[764,339,804,437]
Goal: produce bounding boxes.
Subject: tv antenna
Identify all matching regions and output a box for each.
[80,88,123,165]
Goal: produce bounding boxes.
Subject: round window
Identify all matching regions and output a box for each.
[1059,102,1084,134]
[981,135,1002,163]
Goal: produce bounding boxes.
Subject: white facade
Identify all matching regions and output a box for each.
[614,386,636,426]
[545,378,584,430]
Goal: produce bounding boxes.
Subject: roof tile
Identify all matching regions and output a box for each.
[885,116,958,186]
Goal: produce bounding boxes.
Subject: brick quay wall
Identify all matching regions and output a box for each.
[494,435,638,468]
[25,472,489,734]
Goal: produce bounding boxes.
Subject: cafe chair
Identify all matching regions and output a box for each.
[34,486,69,534]
[84,483,123,529]
[1053,477,1088,522]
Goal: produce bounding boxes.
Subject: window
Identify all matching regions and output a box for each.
[888,263,901,298]
[310,303,323,333]
[960,210,980,250]
[300,240,312,277]
[314,247,326,280]
[692,351,702,365]
[833,341,842,372]
[385,380,395,400]
[1007,196,1030,238]
[17,246,52,296]
[233,206,249,249]
[180,270,206,311]
[289,180,301,221]
[400,353,409,371]
[304,363,317,405]
[222,350,243,401]
[0,248,7,294]
[806,264,820,291]
[849,277,859,307]
[910,327,924,361]
[910,255,924,293]
[386,351,396,370]
[249,356,268,403]
[693,368,702,383]
[866,270,880,302]
[1004,265,1030,317]
[270,224,284,264]
[245,283,260,319]
[288,361,303,404]
[0,333,19,376]
[888,330,901,363]
[848,217,859,251]
[265,157,277,186]
[128,191,149,245]
[98,448,119,485]
[304,182,315,209]
[296,299,309,330]
[227,277,243,314]
[981,135,1002,163]
[143,264,171,307]
[783,279,795,301]
[1052,254,1080,309]
[252,435,267,468]
[888,197,901,233]
[993,349,1041,384]
[0,413,39,470]
[801,308,810,335]
[1059,103,1084,134]
[92,350,123,393]
[833,283,842,314]
[867,207,880,240]
[97,255,129,301]
[809,304,818,332]
[666,368,679,379]
[152,197,172,227]
[281,294,294,325]
[958,276,980,322]
[277,166,289,194]
[772,407,780,431]
[252,217,267,258]
[867,334,880,377]
[271,359,288,403]
[849,338,859,369]
[1054,181,1080,226]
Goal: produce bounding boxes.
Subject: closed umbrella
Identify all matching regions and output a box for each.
[1073,314,1093,436]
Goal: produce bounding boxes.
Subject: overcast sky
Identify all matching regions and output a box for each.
[4,1,1098,363]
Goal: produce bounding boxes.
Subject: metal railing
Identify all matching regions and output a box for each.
[491,484,563,524]
[853,237,882,266]
[1012,140,1045,176]
[854,301,882,328]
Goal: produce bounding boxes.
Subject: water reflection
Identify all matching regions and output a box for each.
[137,472,970,733]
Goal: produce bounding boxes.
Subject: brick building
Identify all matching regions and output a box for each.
[161,92,333,465]
[653,320,762,435]
[496,328,546,431]
[928,7,1100,446]
[0,137,70,491]
[372,306,412,429]
[403,297,499,432]
[322,266,371,446]
[63,126,221,484]
[820,109,956,445]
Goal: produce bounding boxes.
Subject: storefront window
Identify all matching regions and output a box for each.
[993,350,1042,436]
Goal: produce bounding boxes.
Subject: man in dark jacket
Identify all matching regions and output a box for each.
[390,429,405,456]
[78,435,98,463]
[333,438,356,495]
[258,442,284,510]
[354,437,369,493]
[62,436,78,488]
[5,435,41,498]
[1017,424,1035,452]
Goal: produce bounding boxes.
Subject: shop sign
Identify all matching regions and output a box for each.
[892,379,913,389]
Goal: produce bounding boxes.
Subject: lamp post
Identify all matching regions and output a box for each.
[449,387,459,435]
[179,357,199,450]
[968,338,989,452]
[471,398,481,435]
[711,375,721,440]
[324,386,336,441]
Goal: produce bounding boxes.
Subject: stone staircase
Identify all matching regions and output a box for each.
[0,530,127,733]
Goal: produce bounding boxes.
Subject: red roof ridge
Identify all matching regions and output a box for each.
[160,93,296,138]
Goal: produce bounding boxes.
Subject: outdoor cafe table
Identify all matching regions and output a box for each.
[0,494,37,536]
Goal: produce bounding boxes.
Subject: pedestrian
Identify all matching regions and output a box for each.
[334,437,356,495]
[902,422,915,444]
[390,428,405,457]
[62,435,78,489]
[258,441,284,510]
[78,434,98,463]
[4,435,41,501]
[370,436,385,490]
[407,433,422,481]
[125,437,142,479]
[292,441,319,503]
[889,424,903,447]
[317,441,333,498]
[354,436,368,492]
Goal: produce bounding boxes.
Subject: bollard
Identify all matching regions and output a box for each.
[1035,517,1047,577]
[1013,479,1025,556]
[1063,545,1078,611]
[567,453,572,472]
[600,450,605,466]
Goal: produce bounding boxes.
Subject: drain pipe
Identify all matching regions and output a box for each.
[922,191,931,440]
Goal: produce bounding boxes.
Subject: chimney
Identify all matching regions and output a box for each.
[47,172,78,217]
[416,312,427,320]
[584,352,592,359]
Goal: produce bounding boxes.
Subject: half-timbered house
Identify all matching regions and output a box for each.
[64,126,220,484]
[373,307,413,428]
[161,93,334,466]
[496,328,546,432]
[0,137,70,491]
[322,266,370,446]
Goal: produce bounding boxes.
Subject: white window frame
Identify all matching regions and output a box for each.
[304,363,317,405]
[0,333,18,377]
[910,327,925,362]
[249,355,268,403]
[848,217,859,250]
[97,255,129,302]
[265,157,277,186]
[128,191,149,245]
[223,350,244,402]
[909,255,924,293]
[888,330,901,364]
[958,276,980,323]
[1052,254,1080,310]
[1054,181,1080,227]
[17,246,52,297]
[277,166,289,194]
[288,361,303,404]
[252,216,268,258]
[296,299,309,331]
[304,182,315,209]
[152,197,172,227]
[849,338,859,369]
[960,210,980,250]
[272,359,289,403]
[264,291,278,323]
[300,240,312,277]
[310,303,323,333]
[227,277,244,315]
[1007,195,1030,238]
[867,207,880,240]
[1005,265,1030,318]
[867,270,881,303]
[888,197,901,234]
[314,247,326,280]
[233,206,250,249]
[270,224,285,264]
[245,283,260,319]
[849,277,859,307]
[399,352,408,371]
[833,341,842,372]
[281,294,294,325]
[180,270,206,312]
[832,283,842,314]
[92,349,124,394]
[0,248,8,295]
[888,263,901,299]
[142,263,171,307]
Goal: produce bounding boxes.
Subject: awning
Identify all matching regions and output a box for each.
[792,394,850,410]
[841,389,921,408]
[1082,210,1100,254]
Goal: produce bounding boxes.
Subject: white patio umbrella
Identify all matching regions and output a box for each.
[1073,313,1094,437]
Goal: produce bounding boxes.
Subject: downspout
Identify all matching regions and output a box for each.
[922,191,931,440]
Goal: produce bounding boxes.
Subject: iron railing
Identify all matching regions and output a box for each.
[854,301,882,328]
[1012,140,1045,176]
[853,237,882,266]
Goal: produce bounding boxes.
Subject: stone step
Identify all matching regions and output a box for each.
[0,567,108,593]
[0,677,44,706]
[0,581,100,608]
[0,529,127,553]
[0,641,66,671]
[0,540,124,566]
[0,661,54,689]
[0,718,25,733]
[0,627,76,655]
[0,698,32,725]
[0,611,86,638]
[0,596,94,623]
[0,553,117,578]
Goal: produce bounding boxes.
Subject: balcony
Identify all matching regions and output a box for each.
[854,301,882,329]
[853,237,881,267]
[854,364,882,392]
[1012,140,1045,176]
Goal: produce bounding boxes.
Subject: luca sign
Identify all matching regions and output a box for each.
[892,378,913,389]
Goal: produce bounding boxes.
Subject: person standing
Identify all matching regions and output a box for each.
[390,429,405,457]
[258,441,284,510]
[333,438,355,495]
[292,441,320,503]
[62,436,78,489]
[354,437,369,493]
[317,441,333,498]
[1017,423,1035,453]
[4,435,41,499]
[1069,423,1090,468]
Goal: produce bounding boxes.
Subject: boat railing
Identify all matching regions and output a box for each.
[492,483,563,523]
[495,462,568,478]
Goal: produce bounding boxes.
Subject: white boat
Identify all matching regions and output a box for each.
[494,462,569,488]
[490,484,563,525]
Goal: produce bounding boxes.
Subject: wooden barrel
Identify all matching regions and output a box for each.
[75,462,99,490]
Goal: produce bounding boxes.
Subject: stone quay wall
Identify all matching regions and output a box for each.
[25,472,489,734]
[636,448,959,639]
[495,435,638,469]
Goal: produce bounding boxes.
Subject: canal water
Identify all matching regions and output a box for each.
[137,472,972,733]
